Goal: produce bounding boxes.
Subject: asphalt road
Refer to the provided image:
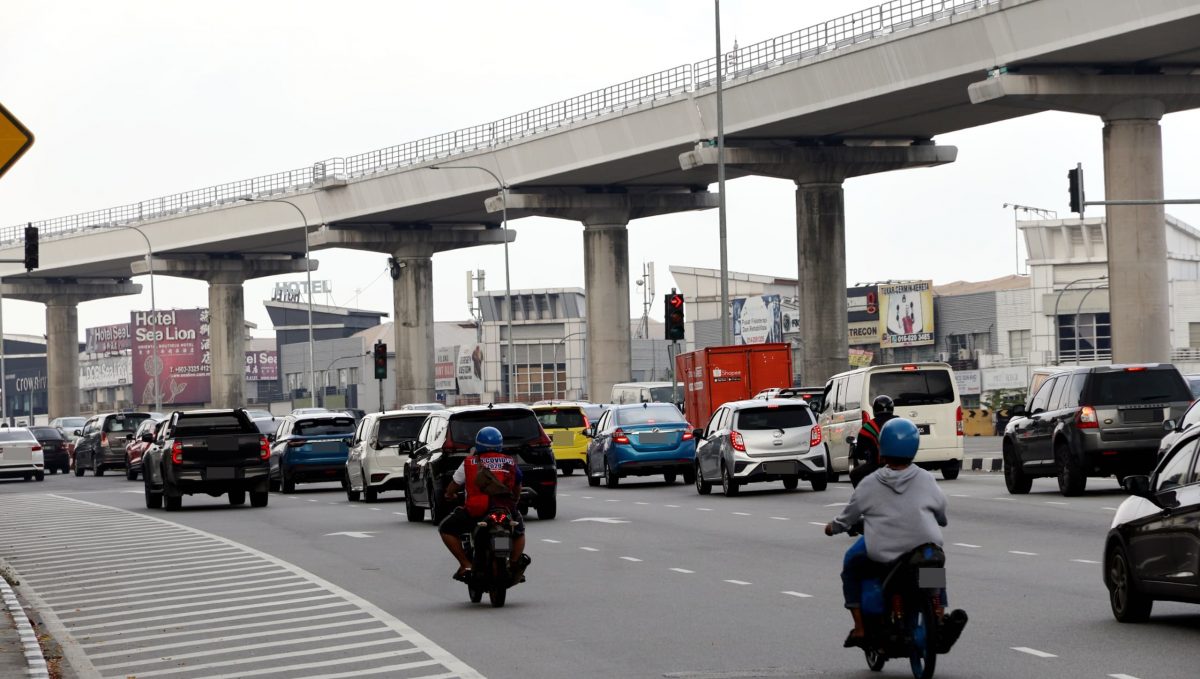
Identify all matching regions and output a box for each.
[1,468,1196,679]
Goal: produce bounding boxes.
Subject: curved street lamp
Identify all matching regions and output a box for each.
[119,225,163,413]
[1051,275,1107,365]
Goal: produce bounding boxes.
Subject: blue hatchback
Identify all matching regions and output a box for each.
[585,403,696,488]
[269,412,357,493]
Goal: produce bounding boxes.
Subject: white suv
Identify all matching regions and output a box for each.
[345,411,429,502]
[693,399,828,496]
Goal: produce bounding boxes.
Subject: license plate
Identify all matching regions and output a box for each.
[1122,409,1159,424]
[917,424,931,435]
[312,441,342,453]
[919,567,946,589]
[762,461,798,475]
[492,535,512,553]
[209,437,239,453]
[637,432,670,445]
[553,431,575,447]
[208,467,235,480]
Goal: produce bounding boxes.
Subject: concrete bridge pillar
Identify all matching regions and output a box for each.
[2,280,142,420]
[970,73,1200,363]
[680,144,956,385]
[310,226,513,406]
[487,191,717,402]
[131,256,316,408]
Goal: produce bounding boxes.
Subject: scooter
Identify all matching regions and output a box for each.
[458,488,536,608]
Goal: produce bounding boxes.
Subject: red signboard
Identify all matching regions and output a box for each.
[245,350,279,381]
[131,308,211,406]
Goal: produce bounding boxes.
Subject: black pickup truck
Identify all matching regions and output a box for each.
[143,409,271,511]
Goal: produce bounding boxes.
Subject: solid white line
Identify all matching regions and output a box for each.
[580,547,599,552]
[79,607,364,646]
[1009,551,1038,556]
[541,539,561,544]
[620,557,642,562]
[732,512,752,516]
[126,642,423,678]
[953,543,982,549]
[21,545,240,574]
[1011,646,1057,658]
[43,567,291,606]
[31,553,261,584]
[91,627,397,670]
[1071,559,1100,565]
[724,579,752,586]
[69,580,316,613]
[669,568,694,574]
[12,535,205,560]
[781,591,812,598]
[1103,506,1119,511]
[769,516,789,521]
[1045,501,1069,506]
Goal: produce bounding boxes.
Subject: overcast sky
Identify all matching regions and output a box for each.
[2,0,1199,340]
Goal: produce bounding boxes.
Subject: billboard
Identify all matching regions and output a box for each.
[80,356,132,389]
[244,350,278,382]
[131,308,211,406]
[85,323,132,355]
[435,346,458,392]
[847,285,880,345]
[456,345,484,395]
[731,295,783,345]
[878,281,935,348]
[848,348,874,368]
[954,369,982,396]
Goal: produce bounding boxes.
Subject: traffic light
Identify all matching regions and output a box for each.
[664,293,685,341]
[1067,163,1085,215]
[373,341,387,380]
[23,225,37,271]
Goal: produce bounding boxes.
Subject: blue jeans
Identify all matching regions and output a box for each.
[841,537,870,609]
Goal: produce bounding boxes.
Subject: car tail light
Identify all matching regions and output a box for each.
[582,414,591,430]
[682,430,694,441]
[442,432,470,454]
[956,406,964,436]
[287,439,306,447]
[902,364,919,371]
[1077,406,1099,429]
[259,436,270,460]
[810,425,823,448]
[101,433,108,448]
[171,441,183,465]
[1125,366,1147,372]
[613,429,630,444]
[730,430,746,452]
[533,429,552,448]
[31,444,42,452]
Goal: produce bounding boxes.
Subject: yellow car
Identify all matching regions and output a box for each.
[533,403,592,476]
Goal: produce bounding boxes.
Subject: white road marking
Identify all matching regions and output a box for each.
[724,579,752,586]
[580,547,599,552]
[541,539,562,544]
[308,499,319,502]
[732,512,752,516]
[1045,501,1069,506]
[571,517,629,524]
[953,543,981,549]
[605,498,620,502]
[90,627,388,670]
[580,496,594,499]
[1103,506,1119,511]
[127,643,425,678]
[559,493,571,497]
[808,522,826,526]
[665,504,681,508]
[1011,646,1057,658]
[84,612,369,651]
[1071,559,1100,564]
[670,568,695,574]
[393,512,404,515]
[824,502,849,507]
[950,494,971,498]
[620,556,643,562]
[990,497,1015,501]
[325,531,376,539]
[369,508,381,511]
[781,591,812,598]
[1109,674,1141,679]
[635,501,650,505]
[1009,551,1038,556]
[695,507,713,511]
[769,516,789,521]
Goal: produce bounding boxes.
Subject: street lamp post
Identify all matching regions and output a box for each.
[429,164,514,403]
[121,226,163,413]
[244,198,317,408]
[715,0,731,345]
[320,351,370,407]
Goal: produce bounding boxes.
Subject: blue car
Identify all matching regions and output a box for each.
[585,403,696,488]
[269,412,357,493]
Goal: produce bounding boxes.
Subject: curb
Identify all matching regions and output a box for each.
[966,457,1003,472]
[0,579,49,679]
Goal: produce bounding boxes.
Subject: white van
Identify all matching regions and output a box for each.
[610,382,682,406]
[817,362,964,480]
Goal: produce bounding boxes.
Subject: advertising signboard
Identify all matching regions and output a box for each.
[131,308,211,406]
[435,346,458,392]
[878,281,935,348]
[848,321,880,346]
[85,323,132,355]
[848,348,874,368]
[244,350,278,381]
[731,295,783,345]
[80,356,132,389]
[954,369,982,396]
[456,345,484,395]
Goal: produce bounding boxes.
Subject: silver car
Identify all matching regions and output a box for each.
[693,398,828,496]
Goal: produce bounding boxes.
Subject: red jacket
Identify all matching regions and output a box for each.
[462,451,521,517]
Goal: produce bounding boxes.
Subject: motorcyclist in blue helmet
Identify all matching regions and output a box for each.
[824,418,948,647]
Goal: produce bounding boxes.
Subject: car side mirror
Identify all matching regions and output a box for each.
[374,440,386,451]
[1122,475,1152,498]
[1010,405,1026,417]
[141,433,154,443]
[125,434,133,441]
[267,433,276,443]
[1163,419,1178,432]
[73,429,82,436]
[692,428,704,440]
[845,435,857,446]
[582,427,594,438]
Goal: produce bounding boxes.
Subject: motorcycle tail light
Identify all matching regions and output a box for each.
[489,511,509,523]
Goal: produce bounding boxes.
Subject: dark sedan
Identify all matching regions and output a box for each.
[1104,426,1200,622]
[29,426,70,474]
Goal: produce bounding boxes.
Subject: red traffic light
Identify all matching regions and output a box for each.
[669,294,684,309]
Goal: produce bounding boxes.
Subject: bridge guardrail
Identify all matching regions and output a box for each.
[0,0,998,246]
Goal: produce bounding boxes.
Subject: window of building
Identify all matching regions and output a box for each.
[1189,322,1200,349]
[947,334,969,356]
[1057,313,1111,362]
[1009,330,1031,359]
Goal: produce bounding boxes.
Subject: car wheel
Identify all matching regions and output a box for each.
[782,476,799,491]
[826,450,841,483]
[1107,545,1153,623]
[604,459,620,488]
[48,468,56,475]
[405,485,425,522]
[695,463,712,495]
[809,473,829,492]
[1056,442,1086,497]
[164,490,182,512]
[126,464,138,481]
[1004,450,1032,494]
[250,490,269,508]
[364,486,378,503]
[537,496,557,520]
[721,463,739,497]
[228,490,246,506]
[682,466,696,485]
[346,487,361,502]
[281,468,296,494]
[74,462,84,477]
[941,459,961,481]
[561,466,574,477]
[34,471,44,482]
[95,466,105,477]
[144,477,162,509]
[60,464,69,475]
[663,472,677,485]
[429,482,447,523]
[268,468,281,492]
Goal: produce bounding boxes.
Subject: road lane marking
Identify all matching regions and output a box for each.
[635,501,650,505]
[90,627,393,670]
[620,557,643,562]
[732,512,752,516]
[369,508,381,511]
[1071,559,1100,564]
[695,507,713,511]
[950,494,971,498]
[1103,506,1119,511]
[724,580,752,586]
[605,499,620,502]
[125,642,424,678]
[78,604,359,644]
[393,512,404,515]
[580,547,599,552]
[64,588,332,623]
[781,591,812,598]
[580,496,594,499]
[44,570,300,606]
[824,502,848,507]
[808,522,825,526]
[769,516,789,521]
[665,504,680,508]
[989,497,1015,501]
[1011,647,1057,658]
[69,580,315,613]
[1045,501,1069,506]
[308,499,319,502]
[953,543,981,549]
[541,539,561,544]
[571,517,629,524]
[559,493,571,497]
[87,615,375,654]
[670,568,695,574]
[1009,551,1038,556]
[1109,674,1141,679]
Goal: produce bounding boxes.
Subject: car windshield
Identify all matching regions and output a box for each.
[0,429,37,443]
[104,414,150,433]
[30,427,65,441]
[615,404,684,426]
[869,371,955,407]
[736,406,813,429]
[1186,376,1200,399]
[583,406,607,422]
[174,414,248,435]
[649,386,683,403]
[253,419,280,436]
[1088,369,1191,406]
[56,417,86,428]
[536,409,586,429]
[377,417,425,444]
[294,418,356,436]
[449,411,542,444]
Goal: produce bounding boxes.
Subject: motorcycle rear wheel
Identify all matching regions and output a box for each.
[908,595,939,679]
[864,648,886,672]
[468,585,483,603]
[488,558,508,608]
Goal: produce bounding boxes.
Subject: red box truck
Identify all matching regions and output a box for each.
[676,343,794,430]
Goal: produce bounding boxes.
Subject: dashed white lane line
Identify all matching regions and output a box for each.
[670,568,695,574]
[665,504,681,508]
[580,547,599,552]
[619,557,643,562]
[808,522,825,527]
[581,496,594,499]
[824,502,848,507]
[605,499,620,503]
[733,512,752,516]
[1009,551,1038,556]
[953,543,981,549]
[1102,506,1119,511]
[990,497,1015,501]
[1071,559,1100,564]
[1011,646,1057,658]
[393,512,404,516]
[950,494,971,498]
[307,499,319,502]
[559,493,571,497]
[369,508,381,511]
[1045,501,1069,506]
[541,539,561,544]
[724,580,752,586]
[695,507,713,511]
[1109,674,1141,679]
[769,516,789,521]
[782,591,813,598]
[635,502,650,505]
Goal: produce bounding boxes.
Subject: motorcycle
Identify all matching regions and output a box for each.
[848,535,968,679]
[457,488,536,608]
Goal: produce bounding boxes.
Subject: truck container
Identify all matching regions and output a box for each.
[676,343,794,430]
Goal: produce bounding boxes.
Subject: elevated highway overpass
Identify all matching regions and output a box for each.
[4,0,1200,416]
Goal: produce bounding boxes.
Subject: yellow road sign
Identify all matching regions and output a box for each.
[0,103,34,180]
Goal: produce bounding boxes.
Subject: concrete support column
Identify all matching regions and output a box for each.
[582,218,632,405]
[46,300,80,421]
[208,277,247,410]
[1103,101,1169,362]
[796,182,848,385]
[392,252,435,406]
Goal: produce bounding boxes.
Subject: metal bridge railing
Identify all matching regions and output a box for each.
[1,0,998,247]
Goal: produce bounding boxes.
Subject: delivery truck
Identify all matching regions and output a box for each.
[676,343,794,430]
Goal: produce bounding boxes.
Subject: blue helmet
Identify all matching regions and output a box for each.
[879,418,920,461]
[474,426,504,452]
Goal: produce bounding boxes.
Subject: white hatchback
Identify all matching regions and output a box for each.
[0,427,46,482]
[345,411,429,502]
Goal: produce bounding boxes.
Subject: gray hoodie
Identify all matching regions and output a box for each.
[831,465,948,562]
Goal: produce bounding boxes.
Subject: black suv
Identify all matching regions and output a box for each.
[404,405,557,523]
[73,412,152,477]
[1002,364,1192,496]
